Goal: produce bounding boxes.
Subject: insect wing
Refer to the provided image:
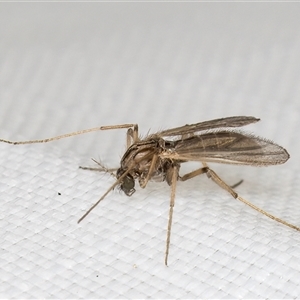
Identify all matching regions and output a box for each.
[161,131,289,166]
[158,116,260,138]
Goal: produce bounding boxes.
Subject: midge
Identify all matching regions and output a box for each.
[1,116,299,265]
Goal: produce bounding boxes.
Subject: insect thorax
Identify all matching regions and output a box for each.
[116,138,180,195]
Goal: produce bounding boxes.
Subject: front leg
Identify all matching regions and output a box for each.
[99,123,139,149]
[126,124,139,148]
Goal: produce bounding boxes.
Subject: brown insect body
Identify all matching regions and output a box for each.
[0,116,296,265]
[117,137,180,196]
[117,126,289,199]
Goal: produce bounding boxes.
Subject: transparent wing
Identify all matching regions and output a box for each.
[158,116,260,137]
[161,131,289,166]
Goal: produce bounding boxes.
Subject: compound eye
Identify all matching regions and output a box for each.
[121,175,135,196]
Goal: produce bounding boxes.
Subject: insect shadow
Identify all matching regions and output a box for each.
[1,116,298,265]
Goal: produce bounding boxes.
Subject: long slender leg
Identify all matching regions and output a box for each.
[125,125,139,148]
[180,166,243,189]
[179,167,208,181]
[134,125,139,142]
[139,154,158,189]
[179,163,300,232]
[0,124,138,145]
[127,125,139,148]
[77,166,134,223]
[101,124,138,132]
[165,165,179,266]
[204,166,300,231]
[126,129,133,149]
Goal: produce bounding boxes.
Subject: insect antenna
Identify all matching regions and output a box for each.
[79,158,118,178]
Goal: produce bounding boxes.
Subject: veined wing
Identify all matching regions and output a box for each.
[158,116,259,137]
[161,131,289,166]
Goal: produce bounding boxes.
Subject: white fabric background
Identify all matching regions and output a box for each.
[1,2,300,298]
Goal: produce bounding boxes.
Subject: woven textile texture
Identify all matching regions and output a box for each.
[1,3,300,298]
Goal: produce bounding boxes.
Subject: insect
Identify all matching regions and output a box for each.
[1,116,299,265]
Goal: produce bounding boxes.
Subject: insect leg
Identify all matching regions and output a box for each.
[77,166,134,223]
[0,124,138,145]
[126,124,139,148]
[180,164,242,188]
[139,154,159,188]
[203,164,300,232]
[165,164,179,266]
[179,167,208,181]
